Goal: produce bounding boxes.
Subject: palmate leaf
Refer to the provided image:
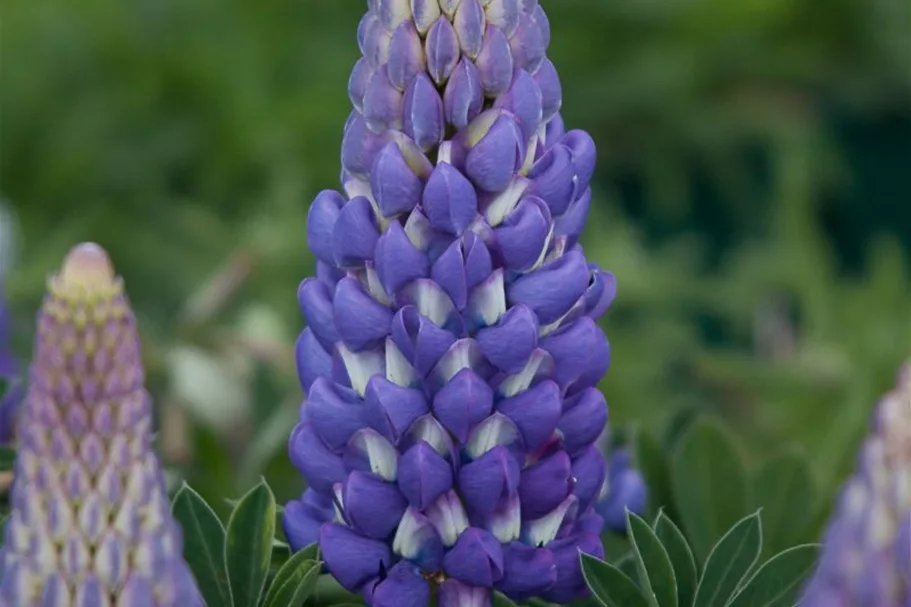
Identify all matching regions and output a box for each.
[627,511,677,607]
[750,452,816,557]
[172,483,232,607]
[224,479,277,607]
[259,551,321,607]
[692,511,763,607]
[581,553,650,607]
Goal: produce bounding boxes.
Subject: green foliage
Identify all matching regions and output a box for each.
[749,452,816,556]
[225,480,278,606]
[583,511,819,607]
[0,446,15,471]
[172,483,232,607]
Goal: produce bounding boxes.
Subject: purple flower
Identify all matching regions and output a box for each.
[0,288,21,444]
[596,447,648,532]
[801,362,911,607]
[0,244,203,606]
[286,2,614,605]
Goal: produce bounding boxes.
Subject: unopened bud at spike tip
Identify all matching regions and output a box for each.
[59,242,115,288]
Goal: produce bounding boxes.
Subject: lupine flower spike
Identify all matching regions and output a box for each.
[0,243,202,606]
[0,289,21,444]
[597,447,648,532]
[802,362,911,607]
[284,1,617,605]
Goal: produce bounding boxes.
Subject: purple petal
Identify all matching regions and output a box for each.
[454,0,486,59]
[476,304,538,373]
[494,195,552,271]
[438,579,492,607]
[539,317,609,391]
[344,470,408,539]
[282,490,335,551]
[288,422,346,495]
[298,278,339,351]
[543,532,604,603]
[465,113,524,193]
[508,12,546,73]
[563,129,597,191]
[507,249,589,324]
[344,429,399,482]
[476,25,514,97]
[432,238,471,311]
[555,187,591,248]
[463,233,495,291]
[349,57,375,113]
[342,111,389,177]
[558,387,608,455]
[494,69,542,142]
[444,58,484,130]
[333,277,393,351]
[333,196,380,268]
[584,269,617,320]
[398,441,454,510]
[571,446,607,513]
[371,142,423,217]
[317,260,345,288]
[425,16,461,85]
[496,541,557,601]
[359,13,388,65]
[423,163,479,236]
[426,490,470,547]
[443,528,505,587]
[393,507,445,571]
[295,328,332,393]
[533,58,562,122]
[375,222,430,294]
[387,21,426,91]
[366,561,431,607]
[320,523,392,592]
[376,0,412,31]
[403,73,445,151]
[391,306,457,376]
[308,377,367,451]
[458,445,520,517]
[433,368,494,442]
[519,451,572,519]
[411,0,442,35]
[531,3,550,48]
[497,380,562,450]
[486,0,521,36]
[364,376,429,444]
[574,511,605,536]
[307,190,345,265]
[363,66,404,133]
[599,466,647,532]
[529,143,576,216]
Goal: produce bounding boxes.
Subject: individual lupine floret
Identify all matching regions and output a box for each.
[801,362,911,607]
[0,290,21,444]
[285,2,616,606]
[0,243,202,606]
[596,447,648,532]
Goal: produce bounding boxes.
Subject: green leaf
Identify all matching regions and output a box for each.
[260,552,320,607]
[581,553,651,607]
[751,452,815,556]
[615,553,641,586]
[728,544,821,607]
[654,513,697,607]
[634,428,674,520]
[171,483,232,607]
[492,591,521,606]
[224,480,277,607]
[670,418,749,563]
[692,512,763,607]
[0,446,15,471]
[627,511,677,607]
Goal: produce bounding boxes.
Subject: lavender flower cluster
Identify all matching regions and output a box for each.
[282,1,626,605]
[0,245,202,606]
[802,364,911,607]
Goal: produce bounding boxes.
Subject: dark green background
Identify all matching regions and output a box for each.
[2,0,909,530]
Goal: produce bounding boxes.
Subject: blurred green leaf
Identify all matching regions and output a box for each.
[654,513,697,607]
[581,553,650,607]
[491,592,521,607]
[633,428,673,520]
[225,480,276,607]
[671,418,750,563]
[260,552,320,607]
[728,544,821,607]
[751,451,816,556]
[171,483,232,607]
[0,447,15,471]
[692,512,763,607]
[627,511,677,607]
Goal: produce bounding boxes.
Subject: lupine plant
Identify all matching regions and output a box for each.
[800,363,911,607]
[284,0,623,604]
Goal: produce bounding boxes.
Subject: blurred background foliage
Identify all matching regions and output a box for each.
[2,0,909,535]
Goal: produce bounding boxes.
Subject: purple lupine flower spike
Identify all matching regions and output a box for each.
[801,362,911,607]
[596,447,648,532]
[286,2,614,605]
[0,289,22,444]
[0,243,203,606]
